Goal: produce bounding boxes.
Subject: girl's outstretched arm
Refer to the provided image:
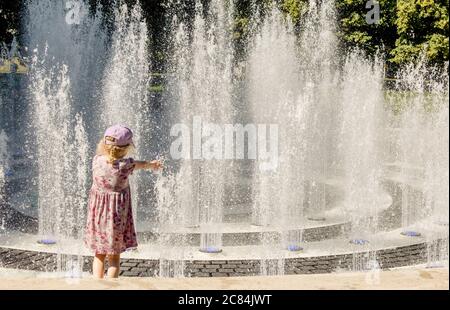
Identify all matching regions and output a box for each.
[134,160,163,171]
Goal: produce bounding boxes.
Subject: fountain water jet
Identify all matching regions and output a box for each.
[100,2,151,228]
[247,6,300,275]
[340,52,387,241]
[392,59,449,266]
[0,0,448,279]
[339,52,387,271]
[299,0,341,222]
[25,0,110,276]
[163,0,234,257]
[0,129,8,205]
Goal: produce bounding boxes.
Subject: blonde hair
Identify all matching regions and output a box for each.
[96,138,134,163]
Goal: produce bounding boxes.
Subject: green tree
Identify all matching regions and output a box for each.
[391,0,449,65]
[0,1,22,43]
[336,0,397,56]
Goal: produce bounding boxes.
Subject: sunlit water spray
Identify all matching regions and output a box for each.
[248,6,300,276]
[392,59,449,266]
[100,3,151,231]
[25,0,104,277]
[160,0,234,265]
[0,129,9,207]
[3,0,446,278]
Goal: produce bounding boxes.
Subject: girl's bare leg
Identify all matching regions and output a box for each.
[93,254,106,278]
[107,254,120,278]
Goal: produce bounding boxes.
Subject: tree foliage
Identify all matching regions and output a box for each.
[336,0,397,56]
[0,0,448,67]
[391,0,449,64]
[0,0,22,44]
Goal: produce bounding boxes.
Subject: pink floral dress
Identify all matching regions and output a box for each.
[84,155,138,255]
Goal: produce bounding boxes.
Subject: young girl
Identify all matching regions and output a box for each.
[84,124,162,279]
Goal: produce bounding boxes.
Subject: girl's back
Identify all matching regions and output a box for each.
[92,155,135,192]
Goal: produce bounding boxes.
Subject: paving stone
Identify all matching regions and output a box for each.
[140,270,158,277]
[186,264,205,269]
[317,260,331,265]
[236,264,254,269]
[193,260,212,265]
[234,268,258,273]
[121,271,141,277]
[211,272,229,277]
[120,266,131,271]
[192,272,211,277]
[298,265,315,271]
[0,240,444,278]
[137,263,157,268]
[121,262,138,267]
[227,272,246,277]
[131,267,149,273]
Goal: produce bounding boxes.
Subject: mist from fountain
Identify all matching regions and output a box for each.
[25,0,116,276]
[0,0,446,278]
[340,52,386,239]
[158,0,234,263]
[298,0,341,222]
[248,6,300,276]
[0,129,8,205]
[339,52,386,271]
[391,59,449,266]
[247,0,342,274]
[100,2,151,229]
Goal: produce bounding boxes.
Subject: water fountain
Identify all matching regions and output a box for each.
[163,0,234,253]
[248,5,302,275]
[0,0,448,279]
[99,2,151,232]
[389,59,449,266]
[24,0,107,276]
[0,129,8,205]
[340,52,386,271]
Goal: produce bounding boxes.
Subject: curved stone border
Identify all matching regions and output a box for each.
[1,201,350,245]
[1,239,446,277]
[139,221,351,246]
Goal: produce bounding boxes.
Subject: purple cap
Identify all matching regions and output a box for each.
[104,124,133,146]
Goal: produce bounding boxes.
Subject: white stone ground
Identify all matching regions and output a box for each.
[0,266,448,290]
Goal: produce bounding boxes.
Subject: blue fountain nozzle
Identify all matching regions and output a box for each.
[199,247,222,253]
[349,239,370,245]
[37,239,57,245]
[400,231,421,237]
[287,245,303,252]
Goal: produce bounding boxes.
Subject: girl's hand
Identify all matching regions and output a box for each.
[147,160,163,171]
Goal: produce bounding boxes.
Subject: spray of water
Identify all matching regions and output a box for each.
[25,0,101,277]
[392,58,449,266]
[0,129,8,204]
[4,0,446,278]
[340,52,387,238]
[164,0,234,258]
[248,5,299,275]
[100,2,150,229]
